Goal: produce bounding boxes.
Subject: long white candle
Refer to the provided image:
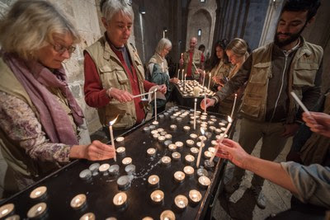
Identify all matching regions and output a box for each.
[181,69,185,82]
[193,98,197,130]
[109,116,118,162]
[202,71,205,88]
[196,128,205,168]
[154,89,157,121]
[290,91,311,116]
[230,93,238,118]
[204,94,207,114]
[208,72,211,90]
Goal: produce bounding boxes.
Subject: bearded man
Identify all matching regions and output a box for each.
[202,0,323,209]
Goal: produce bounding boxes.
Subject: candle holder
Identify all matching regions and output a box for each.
[157,128,164,133]
[160,210,175,220]
[171,152,181,161]
[174,195,188,210]
[149,125,156,130]
[198,176,211,188]
[151,129,158,135]
[147,148,156,157]
[116,147,126,157]
[215,128,221,135]
[148,175,160,187]
[165,134,172,140]
[125,164,136,175]
[190,133,198,140]
[157,135,165,143]
[190,147,199,156]
[0,203,14,219]
[161,156,171,167]
[186,139,194,148]
[175,141,184,150]
[89,163,100,176]
[99,163,110,175]
[113,192,128,208]
[189,189,202,204]
[184,154,195,165]
[170,124,177,131]
[211,140,217,146]
[117,175,131,190]
[160,131,167,136]
[30,186,47,199]
[152,133,160,140]
[183,126,191,132]
[143,126,151,133]
[70,194,87,209]
[79,169,92,181]
[174,171,185,183]
[122,157,132,165]
[27,202,47,219]
[116,136,125,143]
[109,164,120,176]
[152,121,159,127]
[183,166,194,177]
[168,144,177,151]
[80,213,95,220]
[150,190,164,204]
[204,151,212,159]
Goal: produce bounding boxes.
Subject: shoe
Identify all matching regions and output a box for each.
[224,177,241,194]
[251,187,266,209]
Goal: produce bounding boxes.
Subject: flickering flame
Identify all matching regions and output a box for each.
[109,115,119,126]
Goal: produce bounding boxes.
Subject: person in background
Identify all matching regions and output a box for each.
[216,111,330,219]
[209,39,232,92]
[202,0,323,209]
[0,0,115,196]
[84,0,166,137]
[180,37,204,81]
[148,38,178,114]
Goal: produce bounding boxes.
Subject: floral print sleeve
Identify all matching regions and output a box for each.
[0,91,71,165]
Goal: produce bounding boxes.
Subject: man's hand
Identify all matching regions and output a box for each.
[70,140,115,161]
[108,88,133,103]
[200,98,215,110]
[158,84,167,94]
[303,112,330,138]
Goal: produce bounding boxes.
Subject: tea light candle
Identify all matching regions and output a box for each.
[99,163,110,173]
[215,128,221,134]
[168,144,177,151]
[170,124,177,130]
[208,147,216,154]
[70,194,86,209]
[109,165,120,176]
[27,202,47,219]
[142,217,153,220]
[151,130,158,135]
[89,163,100,173]
[196,141,205,148]
[176,117,182,123]
[153,133,160,140]
[147,148,156,157]
[174,195,188,209]
[172,152,181,160]
[164,112,169,117]
[204,151,212,159]
[198,176,211,188]
[170,115,175,121]
[183,166,194,176]
[197,168,208,177]
[122,157,132,165]
[148,175,160,187]
[116,136,125,143]
[160,210,175,220]
[0,203,14,219]
[143,126,151,133]
[199,135,207,141]
[80,213,95,220]
[219,122,226,127]
[161,156,171,166]
[150,190,164,204]
[189,189,202,204]
[30,186,47,199]
[152,121,159,126]
[117,175,130,189]
[211,140,217,146]
[160,131,167,136]
[164,140,172,147]
[79,169,92,180]
[190,133,198,140]
[113,192,127,207]
[183,126,190,132]
[125,164,136,175]
[149,125,156,130]
[157,128,164,132]
[174,171,185,183]
[175,141,184,149]
[165,134,172,140]
[186,139,194,147]
[158,135,165,143]
[190,147,199,155]
[116,147,126,156]
[185,154,195,165]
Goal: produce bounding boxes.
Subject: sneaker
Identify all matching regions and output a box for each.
[251,187,266,209]
[224,177,241,194]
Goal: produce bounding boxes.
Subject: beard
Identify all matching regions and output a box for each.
[274,23,306,48]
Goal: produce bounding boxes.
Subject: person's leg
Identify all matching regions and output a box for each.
[225,118,263,193]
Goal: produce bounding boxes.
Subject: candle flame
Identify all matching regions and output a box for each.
[109,115,119,126]
[118,195,122,203]
[227,116,233,123]
[200,127,205,135]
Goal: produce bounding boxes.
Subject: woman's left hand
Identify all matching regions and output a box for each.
[158,84,167,94]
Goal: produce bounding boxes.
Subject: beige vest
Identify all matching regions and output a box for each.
[85,37,146,128]
[183,48,203,79]
[240,39,323,122]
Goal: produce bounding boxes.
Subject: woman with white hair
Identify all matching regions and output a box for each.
[0,0,115,195]
[84,0,166,136]
[147,38,178,114]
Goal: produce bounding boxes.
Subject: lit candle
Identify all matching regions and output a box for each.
[185,154,195,165]
[175,141,184,149]
[122,157,132,165]
[80,213,95,220]
[198,176,211,188]
[189,189,202,204]
[30,186,47,199]
[174,171,185,183]
[154,89,157,121]
[170,124,177,131]
[161,156,171,166]
[116,136,125,143]
[27,202,47,219]
[148,175,160,187]
[208,72,211,90]
[160,210,175,220]
[168,144,177,151]
[194,98,197,130]
[150,190,164,204]
[70,194,86,209]
[99,163,110,174]
[109,116,118,162]
[183,166,194,176]
[183,125,191,132]
[190,147,199,156]
[165,134,172,140]
[113,192,127,207]
[0,203,14,219]
[172,152,181,160]
[209,116,232,163]
[116,147,126,157]
[196,128,205,168]
[147,148,156,157]
[204,151,212,159]
[186,139,195,147]
[174,195,188,209]
[230,93,238,118]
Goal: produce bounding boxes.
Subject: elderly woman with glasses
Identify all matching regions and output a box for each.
[84,0,166,136]
[0,0,115,195]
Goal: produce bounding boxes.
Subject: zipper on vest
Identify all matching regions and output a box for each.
[269,52,289,122]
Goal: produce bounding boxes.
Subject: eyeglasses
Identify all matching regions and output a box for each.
[51,43,76,54]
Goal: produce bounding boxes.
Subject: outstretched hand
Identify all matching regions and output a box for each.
[108,88,133,103]
[303,112,330,138]
[200,98,215,110]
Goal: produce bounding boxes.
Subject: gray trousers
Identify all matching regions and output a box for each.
[232,118,289,189]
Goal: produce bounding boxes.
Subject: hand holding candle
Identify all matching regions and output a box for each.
[109,115,119,161]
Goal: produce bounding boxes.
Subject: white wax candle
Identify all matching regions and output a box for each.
[154,89,157,121]
[109,117,118,161]
[230,93,237,118]
[290,91,311,116]
[196,128,205,168]
[208,72,211,90]
[193,98,197,130]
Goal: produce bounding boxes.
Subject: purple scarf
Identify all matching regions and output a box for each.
[3,53,84,145]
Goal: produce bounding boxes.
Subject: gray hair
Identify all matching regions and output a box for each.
[226,38,249,59]
[100,0,134,22]
[0,0,80,61]
[155,38,172,54]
